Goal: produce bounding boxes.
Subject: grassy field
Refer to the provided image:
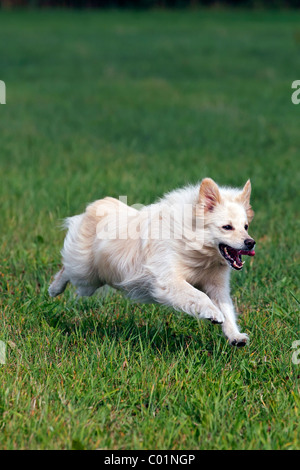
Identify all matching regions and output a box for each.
[0,9,299,450]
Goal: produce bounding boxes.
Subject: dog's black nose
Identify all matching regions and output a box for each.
[244,238,256,250]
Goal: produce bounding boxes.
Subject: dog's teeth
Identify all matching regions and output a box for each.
[242,261,245,265]
[224,247,228,255]
[233,260,242,269]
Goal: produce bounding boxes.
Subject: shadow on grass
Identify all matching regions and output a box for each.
[42,292,215,356]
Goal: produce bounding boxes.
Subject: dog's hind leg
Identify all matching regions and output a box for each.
[48,267,69,297]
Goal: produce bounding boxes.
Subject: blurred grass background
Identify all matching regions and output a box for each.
[0,9,299,449]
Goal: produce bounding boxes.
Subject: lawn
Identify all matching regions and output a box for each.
[0,8,299,450]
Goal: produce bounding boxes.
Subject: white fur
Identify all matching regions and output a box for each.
[49,178,255,347]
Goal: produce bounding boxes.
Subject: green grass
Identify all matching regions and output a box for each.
[0,9,299,450]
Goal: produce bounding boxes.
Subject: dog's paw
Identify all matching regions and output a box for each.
[48,284,58,297]
[230,333,249,348]
[202,306,224,325]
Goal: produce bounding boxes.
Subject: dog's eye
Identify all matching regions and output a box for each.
[245,224,249,230]
[222,225,233,230]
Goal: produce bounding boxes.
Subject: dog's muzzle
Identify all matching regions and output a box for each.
[219,243,255,270]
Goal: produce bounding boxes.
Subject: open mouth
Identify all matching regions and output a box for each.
[219,244,255,270]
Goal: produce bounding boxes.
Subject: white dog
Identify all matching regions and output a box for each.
[49,178,255,347]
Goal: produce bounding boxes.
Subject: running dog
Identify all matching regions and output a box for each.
[49,178,255,347]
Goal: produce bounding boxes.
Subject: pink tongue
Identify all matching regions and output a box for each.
[238,249,255,256]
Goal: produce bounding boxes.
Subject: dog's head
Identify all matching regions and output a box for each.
[198,178,255,270]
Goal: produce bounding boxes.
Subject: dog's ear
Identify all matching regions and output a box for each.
[199,178,221,212]
[240,179,251,203]
[238,179,254,222]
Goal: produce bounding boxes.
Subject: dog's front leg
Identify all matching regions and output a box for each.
[207,289,249,347]
[154,279,225,324]
[222,301,249,347]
